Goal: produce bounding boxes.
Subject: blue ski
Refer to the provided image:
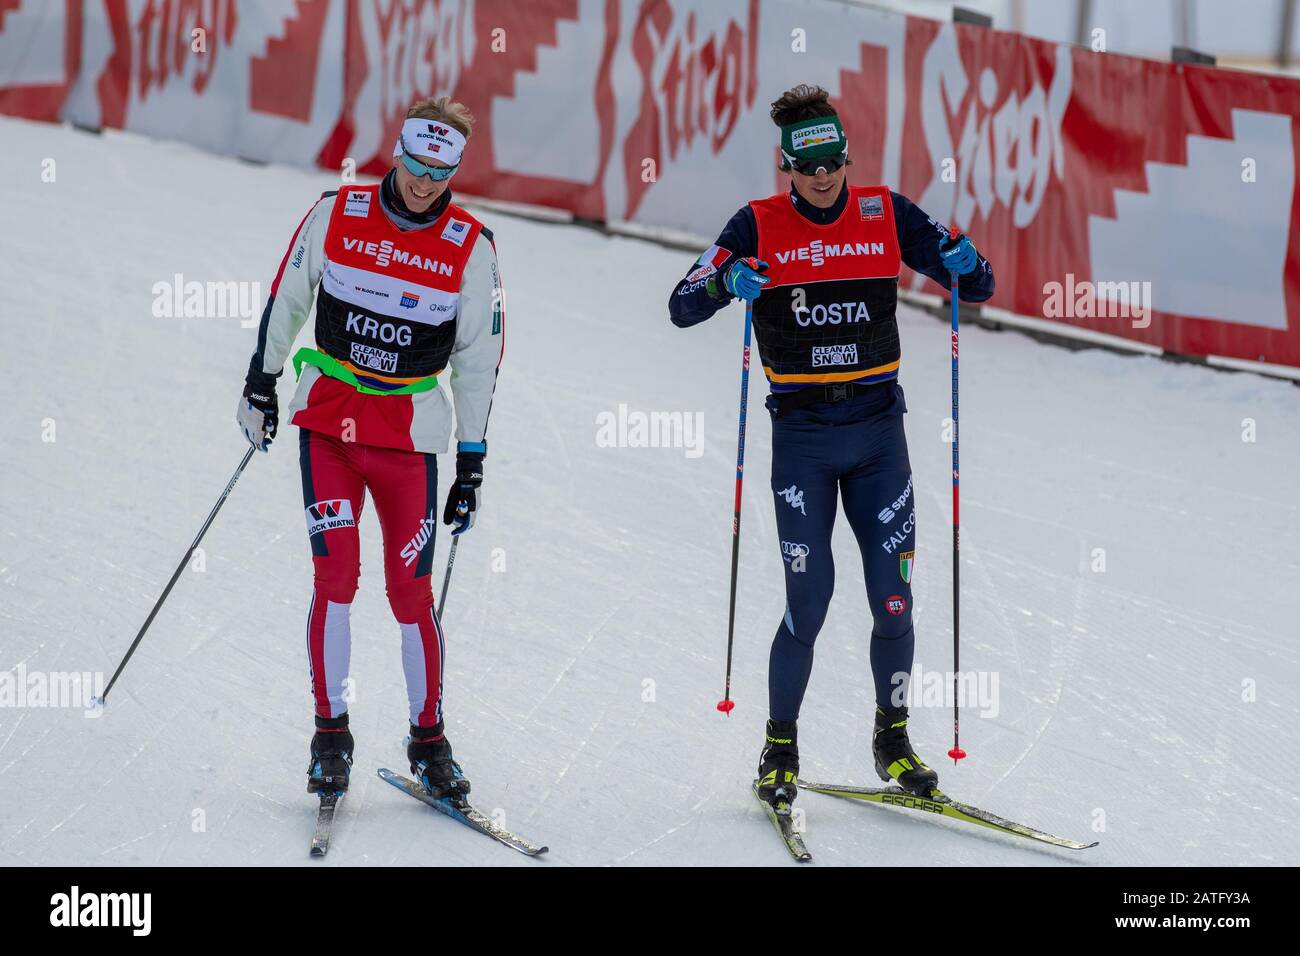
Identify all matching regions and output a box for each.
[377,768,548,857]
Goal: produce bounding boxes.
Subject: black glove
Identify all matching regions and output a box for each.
[442,448,484,535]
[238,372,279,451]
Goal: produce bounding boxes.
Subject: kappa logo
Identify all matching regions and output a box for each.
[812,344,859,367]
[877,476,913,524]
[306,499,355,536]
[886,594,907,616]
[400,510,438,567]
[400,291,420,309]
[778,485,807,516]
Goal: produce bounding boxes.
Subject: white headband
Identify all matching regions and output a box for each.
[392,117,467,166]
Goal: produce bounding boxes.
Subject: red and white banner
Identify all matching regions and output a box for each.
[3,0,1298,367]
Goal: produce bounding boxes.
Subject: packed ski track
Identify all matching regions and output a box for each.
[2,118,1298,866]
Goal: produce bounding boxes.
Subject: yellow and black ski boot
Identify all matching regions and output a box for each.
[756,719,800,811]
[872,705,939,796]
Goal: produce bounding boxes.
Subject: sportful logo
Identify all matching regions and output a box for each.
[773,240,886,268]
[341,238,454,275]
[877,476,913,524]
[306,499,355,536]
[400,291,420,308]
[778,485,807,516]
[401,511,437,567]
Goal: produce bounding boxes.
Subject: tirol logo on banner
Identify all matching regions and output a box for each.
[620,0,762,220]
[3,0,1300,368]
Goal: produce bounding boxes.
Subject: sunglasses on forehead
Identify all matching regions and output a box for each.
[399,148,459,181]
[788,152,848,176]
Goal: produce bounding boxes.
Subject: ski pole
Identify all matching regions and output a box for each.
[95,445,256,706]
[947,228,967,764]
[718,299,754,715]
[436,503,468,622]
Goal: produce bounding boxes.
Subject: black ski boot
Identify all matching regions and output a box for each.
[407,723,471,802]
[307,713,354,794]
[755,719,800,812]
[872,705,939,796]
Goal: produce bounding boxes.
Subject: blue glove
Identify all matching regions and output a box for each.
[939,232,979,277]
[722,256,770,301]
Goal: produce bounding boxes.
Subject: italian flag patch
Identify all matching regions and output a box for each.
[899,550,914,584]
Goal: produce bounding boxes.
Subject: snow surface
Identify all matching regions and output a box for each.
[1,117,1297,866]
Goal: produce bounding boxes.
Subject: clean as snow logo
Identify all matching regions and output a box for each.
[306,500,355,536]
[877,477,913,524]
[400,291,420,308]
[50,886,151,936]
[778,485,807,516]
[812,344,859,367]
[886,594,907,616]
[859,195,883,220]
[401,511,438,567]
[350,342,399,374]
[899,550,915,584]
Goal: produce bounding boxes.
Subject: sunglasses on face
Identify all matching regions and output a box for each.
[400,150,459,181]
[790,153,847,176]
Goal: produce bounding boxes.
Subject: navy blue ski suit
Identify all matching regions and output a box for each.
[669,183,994,720]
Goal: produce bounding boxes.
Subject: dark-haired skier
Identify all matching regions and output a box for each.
[668,84,995,815]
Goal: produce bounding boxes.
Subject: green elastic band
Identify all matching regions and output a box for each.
[292,347,439,396]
